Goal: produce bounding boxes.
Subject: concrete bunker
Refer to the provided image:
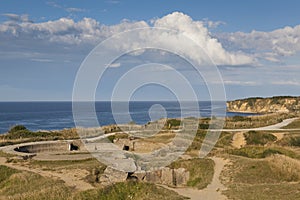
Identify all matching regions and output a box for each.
[14,141,81,154]
[69,143,79,151]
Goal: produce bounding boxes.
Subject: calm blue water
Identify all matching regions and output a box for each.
[0,101,255,134]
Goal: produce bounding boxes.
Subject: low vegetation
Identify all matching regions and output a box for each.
[227,146,300,159]
[75,182,187,200]
[169,158,214,189]
[275,132,300,147]
[0,165,71,200]
[225,112,297,129]
[244,131,277,145]
[282,118,300,129]
[185,130,207,155]
[0,125,79,146]
[0,164,186,200]
[222,156,300,200]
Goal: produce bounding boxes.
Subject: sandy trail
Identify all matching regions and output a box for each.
[164,157,229,200]
[0,157,93,191]
[271,132,285,141]
[231,132,246,149]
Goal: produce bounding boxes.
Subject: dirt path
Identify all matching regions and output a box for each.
[232,132,246,149]
[271,132,285,141]
[163,157,229,200]
[0,157,93,191]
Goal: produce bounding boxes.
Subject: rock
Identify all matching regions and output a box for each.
[145,170,162,183]
[161,167,174,185]
[143,167,189,187]
[227,96,300,113]
[112,158,137,172]
[99,167,128,185]
[133,171,146,181]
[174,168,190,187]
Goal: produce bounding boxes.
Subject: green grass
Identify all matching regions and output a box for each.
[0,126,80,147]
[0,150,16,158]
[169,158,214,189]
[228,157,299,184]
[166,119,181,128]
[244,131,277,145]
[290,137,300,146]
[0,164,186,200]
[0,165,19,183]
[0,165,71,200]
[215,132,234,148]
[75,182,187,200]
[275,132,300,147]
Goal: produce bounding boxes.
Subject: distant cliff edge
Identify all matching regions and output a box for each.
[227,96,300,113]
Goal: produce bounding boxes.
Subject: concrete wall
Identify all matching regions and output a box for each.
[15,142,69,153]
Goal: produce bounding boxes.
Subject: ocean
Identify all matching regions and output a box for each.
[0,101,255,134]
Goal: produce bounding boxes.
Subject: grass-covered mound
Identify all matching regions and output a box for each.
[75,182,187,200]
[0,125,79,146]
[0,165,71,200]
[223,155,300,200]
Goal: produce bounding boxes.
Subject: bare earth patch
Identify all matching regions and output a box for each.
[0,157,93,191]
[232,132,246,148]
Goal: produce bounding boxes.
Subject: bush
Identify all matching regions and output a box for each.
[290,137,300,147]
[167,119,181,127]
[231,116,251,122]
[244,131,277,145]
[198,123,209,129]
[8,125,27,133]
[228,146,278,158]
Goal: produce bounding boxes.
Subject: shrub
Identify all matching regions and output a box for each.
[290,137,300,147]
[167,119,181,127]
[228,147,278,158]
[244,131,277,145]
[198,123,209,129]
[8,125,27,133]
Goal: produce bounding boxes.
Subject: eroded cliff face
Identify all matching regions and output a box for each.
[227,96,300,113]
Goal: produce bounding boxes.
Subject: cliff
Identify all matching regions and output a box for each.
[227,96,300,113]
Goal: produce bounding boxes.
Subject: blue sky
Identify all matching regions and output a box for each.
[0,0,300,101]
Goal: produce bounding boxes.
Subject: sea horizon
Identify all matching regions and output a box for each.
[0,101,255,134]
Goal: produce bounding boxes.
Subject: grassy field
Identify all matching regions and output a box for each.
[0,165,72,200]
[0,113,300,199]
[0,164,187,200]
[222,156,300,200]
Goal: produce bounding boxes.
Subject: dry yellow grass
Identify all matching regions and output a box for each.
[266,154,300,181]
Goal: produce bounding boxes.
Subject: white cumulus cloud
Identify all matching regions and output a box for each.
[217,25,300,62]
[0,12,257,66]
